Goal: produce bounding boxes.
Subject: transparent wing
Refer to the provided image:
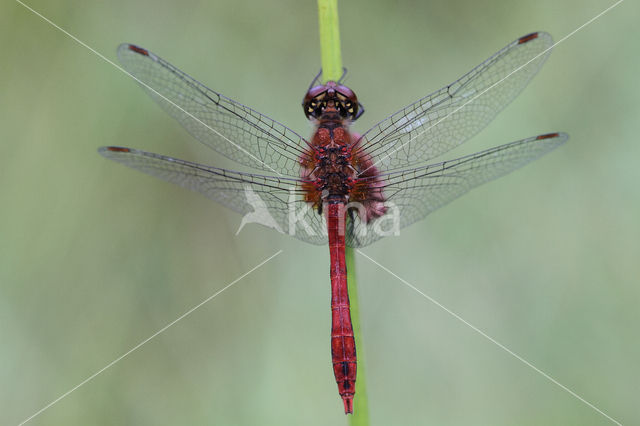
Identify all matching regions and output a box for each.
[346,132,568,247]
[117,44,310,177]
[98,147,328,245]
[355,32,554,172]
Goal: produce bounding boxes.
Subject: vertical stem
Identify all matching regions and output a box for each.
[317,1,368,423]
[317,0,343,82]
[345,246,370,425]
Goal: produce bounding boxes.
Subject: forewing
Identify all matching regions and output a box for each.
[117,44,310,176]
[356,32,554,171]
[99,147,327,245]
[346,132,568,247]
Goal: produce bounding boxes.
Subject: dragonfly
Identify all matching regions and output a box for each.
[100,32,567,414]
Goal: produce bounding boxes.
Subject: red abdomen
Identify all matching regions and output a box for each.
[326,201,356,414]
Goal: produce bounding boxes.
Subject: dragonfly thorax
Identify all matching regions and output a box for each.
[311,146,356,200]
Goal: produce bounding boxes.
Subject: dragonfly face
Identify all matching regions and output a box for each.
[302,81,361,121]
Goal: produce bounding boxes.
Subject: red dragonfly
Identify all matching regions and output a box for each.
[100,32,567,414]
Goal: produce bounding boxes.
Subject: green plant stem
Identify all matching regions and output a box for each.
[317,2,368,423]
[345,246,370,425]
[317,0,343,82]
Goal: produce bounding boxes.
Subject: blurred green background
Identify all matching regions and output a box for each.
[1,0,638,424]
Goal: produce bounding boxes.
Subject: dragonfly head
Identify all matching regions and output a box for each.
[303,81,362,121]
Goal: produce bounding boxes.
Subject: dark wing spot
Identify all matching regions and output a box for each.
[128,45,149,56]
[518,32,539,44]
[536,132,560,140]
[106,146,131,152]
